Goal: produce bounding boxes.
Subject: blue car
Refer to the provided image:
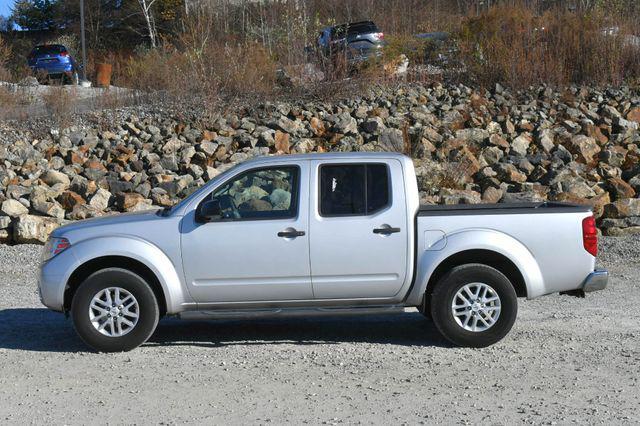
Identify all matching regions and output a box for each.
[27,44,80,84]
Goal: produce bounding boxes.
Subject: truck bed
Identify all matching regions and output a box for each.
[418,202,591,216]
[414,201,595,299]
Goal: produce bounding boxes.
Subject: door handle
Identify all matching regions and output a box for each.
[373,225,401,235]
[278,228,306,238]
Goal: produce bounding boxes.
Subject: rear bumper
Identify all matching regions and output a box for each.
[31,64,74,74]
[583,269,608,293]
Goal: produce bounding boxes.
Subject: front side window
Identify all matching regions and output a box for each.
[320,163,390,217]
[206,166,299,220]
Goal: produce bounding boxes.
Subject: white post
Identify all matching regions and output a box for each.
[80,0,87,80]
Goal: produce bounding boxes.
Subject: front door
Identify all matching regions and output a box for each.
[309,159,409,299]
[180,162,312,304]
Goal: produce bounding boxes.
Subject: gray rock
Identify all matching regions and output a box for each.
[162,138,183,154]
[511,133,531,157]
[501,191,547,203]
[41,170,71,188]
[537,129,555,153]
[361,117,385,134]
[379,128,405,152]
[13,215,67,244]
[89,188,112,211]
[332,113,358,135]
[455,128,489,144]
[440,188,482,204]
[160,155,179,171]
[1,199,29,217]
[18,76,40,86]
[0,216,11,229]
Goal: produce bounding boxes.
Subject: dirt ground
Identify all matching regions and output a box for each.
[0,238,639,425]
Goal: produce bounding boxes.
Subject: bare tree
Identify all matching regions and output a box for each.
[139,0,158,47]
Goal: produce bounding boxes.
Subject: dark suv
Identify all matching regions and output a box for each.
[317,21,384,65]
[27,44,79,84]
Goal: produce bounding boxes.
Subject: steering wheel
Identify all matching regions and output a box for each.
[217,194,241,219]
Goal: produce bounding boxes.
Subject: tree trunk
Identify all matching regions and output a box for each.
[139,0,158,48]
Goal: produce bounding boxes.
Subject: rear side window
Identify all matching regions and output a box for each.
[320,163,390,217]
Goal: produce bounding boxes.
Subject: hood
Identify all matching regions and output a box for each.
[52,209,163,237]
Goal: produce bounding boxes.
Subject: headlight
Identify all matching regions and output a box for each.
[42,237,71,263]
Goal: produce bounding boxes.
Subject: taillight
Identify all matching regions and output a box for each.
[60,51,69,57]
[376,32,384,40]
[582,216,598,257]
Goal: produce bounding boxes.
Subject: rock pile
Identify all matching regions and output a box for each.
[1,82,639,243]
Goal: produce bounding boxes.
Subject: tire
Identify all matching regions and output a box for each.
[420,293,432,320]
[71,268,160,352]
[64,71,79,85]
[430,264,517,348]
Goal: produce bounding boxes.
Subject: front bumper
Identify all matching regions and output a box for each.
[38,248,79,312]
[583,269,608,293]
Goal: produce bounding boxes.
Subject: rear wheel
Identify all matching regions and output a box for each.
[430,264,517,347]
[65,71,79,85]
[71,268,159,352]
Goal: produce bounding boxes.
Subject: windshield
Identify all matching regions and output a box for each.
[31,45,67,55]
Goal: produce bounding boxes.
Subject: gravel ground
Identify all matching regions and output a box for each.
[0,238,639,425]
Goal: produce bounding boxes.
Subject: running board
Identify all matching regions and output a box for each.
[178,305,407,320]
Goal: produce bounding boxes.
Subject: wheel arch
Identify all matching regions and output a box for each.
[60,236,189,315]
[424,249,528,302]
[64,256,167,316]
[406,229,545,306]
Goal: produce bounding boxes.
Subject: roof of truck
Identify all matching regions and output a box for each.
[241,151,410,164]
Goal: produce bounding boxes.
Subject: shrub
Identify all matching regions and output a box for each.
[0,35,12,81]
[458,6,640,87]
[49,34,80,59]
[41,87,77,128]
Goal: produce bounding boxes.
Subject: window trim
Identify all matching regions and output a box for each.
[196,165,301,223]
[318,162,392,218]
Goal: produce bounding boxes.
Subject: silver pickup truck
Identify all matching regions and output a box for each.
[38,153,608,352]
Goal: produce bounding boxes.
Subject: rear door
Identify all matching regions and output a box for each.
[309,159,409,299]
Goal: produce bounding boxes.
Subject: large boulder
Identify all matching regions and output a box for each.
[568,135,600,164]
[1,199,29,217]
[115,192,153,212]
[602,198,640,218]
[41,170,71,188]
[606,177,636,200]
[627,107,640,124]
[455,128,489,144]
[13,215,67,244]
[439,188,481,204]
[494,163,527,184]
[88,188,112,211]
[510,133,531,157]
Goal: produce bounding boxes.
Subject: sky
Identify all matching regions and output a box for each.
[0,0,12,18]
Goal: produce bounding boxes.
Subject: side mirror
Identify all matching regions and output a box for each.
[196,199,221,223]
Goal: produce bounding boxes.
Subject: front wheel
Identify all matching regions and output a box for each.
[71,268,159,352]
[430,264,518,347]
